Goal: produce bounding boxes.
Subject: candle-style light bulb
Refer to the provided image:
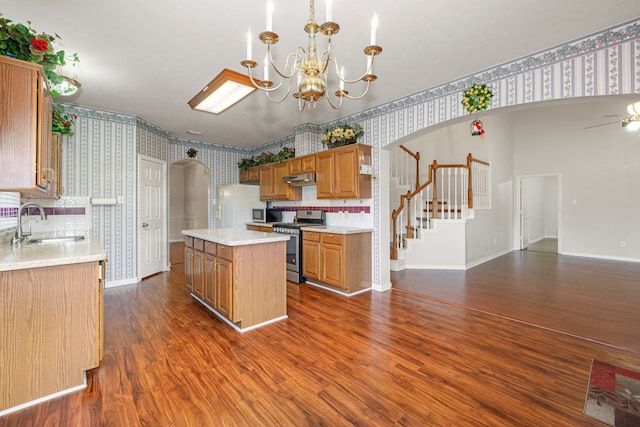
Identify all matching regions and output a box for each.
[246,29,252,60]
[370,13,379,45]
[266,1,273,31]
[326,0,333,22]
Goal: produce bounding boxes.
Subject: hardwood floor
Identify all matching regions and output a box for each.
[525,238,557,253]
[2,248,639,426]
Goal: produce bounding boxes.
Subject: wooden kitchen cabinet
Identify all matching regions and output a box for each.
[288,154,316,174]
[203,242,216,308]
[184,236,194,290]
[0,55,54,192]
[302,230,372,294]
[216,255,234,320]
[239,166,260,184]
[259,162,301,201]
[302,231,321,280]
[316,144,372,199]
[22,132,62,199]
[0,261,103,412]
[192,239,204,299]
[247,225,273,233]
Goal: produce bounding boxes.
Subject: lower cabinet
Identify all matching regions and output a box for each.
[302,230,372,294]
[184,236,194,290]
[0,261,104,412]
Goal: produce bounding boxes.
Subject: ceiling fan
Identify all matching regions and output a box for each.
[584,101,640,131]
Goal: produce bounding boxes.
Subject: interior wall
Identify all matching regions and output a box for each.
[169,164,185,242]
[512,98,640,260]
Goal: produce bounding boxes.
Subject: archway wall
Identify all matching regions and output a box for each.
[342,18,640,291]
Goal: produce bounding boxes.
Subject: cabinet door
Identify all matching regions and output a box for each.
[315,151,335,199]
[193,249,204,298]
[184,246,194,290]
[273,162,291,200]
[216,257,234,320]
[333,146,359,198]
[259,165,274,200]
[302,240,320,279]
[0,56,52,192]
[320,243,345,288]
[288,158,302,175]
[203,253,216,307]
[301,155,316,172]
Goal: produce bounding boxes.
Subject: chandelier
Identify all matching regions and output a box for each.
[625,101,640,131]
[240,0,382,111]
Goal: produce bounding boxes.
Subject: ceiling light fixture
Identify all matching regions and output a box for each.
[188,68,256,114]
[50,75,82,96]
[240,0,382,111]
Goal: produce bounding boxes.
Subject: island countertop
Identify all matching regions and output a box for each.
[182,228,289,246]
[0,232,107,272]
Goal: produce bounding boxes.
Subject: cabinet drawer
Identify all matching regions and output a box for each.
[218,244,233,260]
[205,241,217,255]
[303,231,321,242]
[321,233,343,245]
[194,238,205,252]
[184,236,194,247]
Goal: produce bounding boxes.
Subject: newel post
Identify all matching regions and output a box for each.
[467,153,474,209]
[431,160,439,219]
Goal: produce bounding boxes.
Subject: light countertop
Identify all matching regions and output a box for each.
[183,228,290,246]
[0,232,107,272]
[302,226,374,234]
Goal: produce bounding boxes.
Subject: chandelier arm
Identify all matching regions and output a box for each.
[334,54,379,85]
[246,66,289,93]
[325,92,344,110]
[267,48,303,80]
[339,80,373,101]
[265,82,295,104]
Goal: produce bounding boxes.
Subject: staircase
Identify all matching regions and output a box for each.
[390,147,490,270]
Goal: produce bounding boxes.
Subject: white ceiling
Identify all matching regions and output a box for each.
[4,1,640,148]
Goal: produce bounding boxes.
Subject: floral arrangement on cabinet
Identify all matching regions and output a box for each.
[322,123,364,148]
[0,18,80,98]
[238,146,295,171]
[51,104,77,136]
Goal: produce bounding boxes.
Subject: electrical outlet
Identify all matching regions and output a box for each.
[619,241,626,248]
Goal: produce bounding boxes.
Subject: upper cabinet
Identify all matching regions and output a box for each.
[0,56,53,193]
[316,144,372,199]
[239,167,260,184]
[22,132,62,199]
[288,154,316,174]
[259,162,301,201]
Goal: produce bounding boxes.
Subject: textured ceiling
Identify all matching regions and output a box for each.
[3,1,640,147]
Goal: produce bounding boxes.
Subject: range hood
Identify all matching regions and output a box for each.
[282,172,316,186]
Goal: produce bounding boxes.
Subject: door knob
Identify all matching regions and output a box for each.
[142,223,149,228]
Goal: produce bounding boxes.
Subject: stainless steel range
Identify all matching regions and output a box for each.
[272,209,326,283]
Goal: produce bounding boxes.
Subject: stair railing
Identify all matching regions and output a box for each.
[391,153,489,260]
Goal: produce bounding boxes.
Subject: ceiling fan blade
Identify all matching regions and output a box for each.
[584,121,620,129]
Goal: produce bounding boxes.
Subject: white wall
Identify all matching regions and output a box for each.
[512,99,640,260]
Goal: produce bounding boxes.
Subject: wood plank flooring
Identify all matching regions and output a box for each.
[1,247,639,426]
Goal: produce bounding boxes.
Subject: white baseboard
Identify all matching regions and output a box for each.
[105,277,139,288]
[559,251,640,263]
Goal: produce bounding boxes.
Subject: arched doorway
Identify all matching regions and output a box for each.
[169,159,210,242]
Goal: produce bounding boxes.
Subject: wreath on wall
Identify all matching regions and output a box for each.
[461,84,493,113]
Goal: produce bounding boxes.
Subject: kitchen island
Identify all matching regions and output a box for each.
[182,229,289,332]
[0,233,106,415]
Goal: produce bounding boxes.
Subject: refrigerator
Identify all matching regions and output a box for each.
[214,183,265,228]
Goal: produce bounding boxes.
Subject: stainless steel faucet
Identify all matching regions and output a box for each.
[11,203,48,245]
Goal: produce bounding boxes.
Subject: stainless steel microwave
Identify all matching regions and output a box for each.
[252,208,282,223]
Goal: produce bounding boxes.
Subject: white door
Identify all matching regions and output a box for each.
[140,156,166,278]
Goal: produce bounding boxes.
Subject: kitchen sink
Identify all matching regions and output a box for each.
[27,235,86,244]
